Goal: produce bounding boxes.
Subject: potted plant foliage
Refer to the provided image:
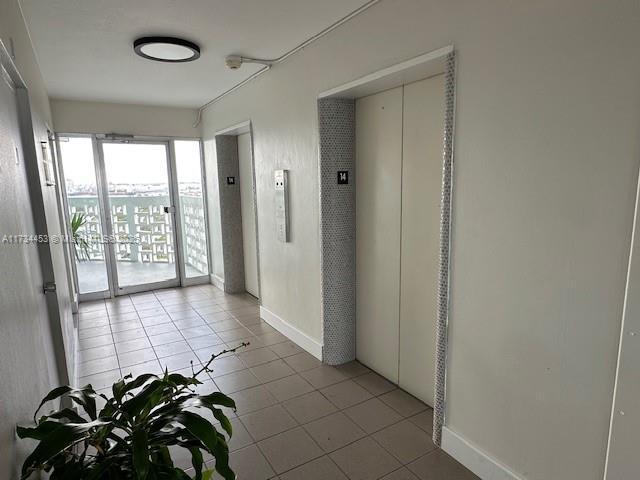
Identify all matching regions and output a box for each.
[70,212,90,260]
[18,344,248,479]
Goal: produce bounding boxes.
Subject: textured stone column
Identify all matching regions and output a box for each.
[318,98,356,365]
[215,135,245,293]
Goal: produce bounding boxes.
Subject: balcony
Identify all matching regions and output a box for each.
[69,194,208,293]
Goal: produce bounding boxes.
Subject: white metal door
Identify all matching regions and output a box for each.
[355,77,445,400]
[355,86,403,383]
[398,74,445,405]
[238,132,259,297]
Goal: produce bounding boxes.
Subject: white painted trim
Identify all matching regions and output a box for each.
[319,45,453,99]
[259,306,323,360]
[72,293,79,314]
[210,274,225,291]
[0,39,26,88]
[442,427,524,480]
[215,120,251,136]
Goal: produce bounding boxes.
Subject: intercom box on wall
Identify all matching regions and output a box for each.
[274,169,289,242]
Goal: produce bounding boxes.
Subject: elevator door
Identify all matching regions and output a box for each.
[355,75,444,404]
[399,75,445,404]
[355,86,403,383]
[238,132,259,297]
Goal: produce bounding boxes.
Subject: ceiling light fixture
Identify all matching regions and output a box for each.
[133,36,200,63]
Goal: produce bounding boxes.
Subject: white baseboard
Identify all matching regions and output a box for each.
[259,306,323,360]
[442,426,524,480]
[210,274,225,291]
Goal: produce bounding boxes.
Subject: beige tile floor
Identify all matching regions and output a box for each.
[76,284,478,480]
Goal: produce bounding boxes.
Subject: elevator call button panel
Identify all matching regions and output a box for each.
[274,169,290,242]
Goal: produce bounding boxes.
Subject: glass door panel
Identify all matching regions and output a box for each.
[101,142,178,290]
[174,140,210,278]
[58,136,109,295]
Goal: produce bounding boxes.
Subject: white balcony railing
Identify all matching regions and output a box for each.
[69,195,208,275]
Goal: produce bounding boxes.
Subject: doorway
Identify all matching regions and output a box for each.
[58,135,211,300]
[317,46,456,444]
[355,75,445,405]
[100,140,179,293]
[211,120,261,299]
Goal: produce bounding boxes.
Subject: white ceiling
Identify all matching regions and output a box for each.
[20,0,367,108]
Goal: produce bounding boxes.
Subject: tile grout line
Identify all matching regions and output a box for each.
[104,298,123,377]
[231,370,433,464]
[79,286,443,478]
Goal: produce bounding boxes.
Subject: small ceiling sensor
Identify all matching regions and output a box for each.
[133,36,200,63]
[225,55,243,70]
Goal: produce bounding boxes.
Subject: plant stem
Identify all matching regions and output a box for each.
[193,342,250,379]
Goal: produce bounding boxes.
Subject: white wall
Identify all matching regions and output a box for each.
[201,1,640,478]
[0,0,51,124]
[51,99,200,138]
[0,0,74,477]
[604,171,640,479]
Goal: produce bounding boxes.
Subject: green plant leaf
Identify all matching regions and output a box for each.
[20,345,241,479]
[198,392,236,410]
[124,373,159,394]
[121,380,165,418]
[167,372,200,387]
[85,458,119,480]
[182,394,235,437]
[151,445,174,468]
[70,212,90,260]
[171,412,218,453]
[45,408,88,424]
[188,447,203,480]
[211,409,233,438]
[17,421,65,441]
[68,388,98,421]
[33,386,73,421]
[202,470,214,480]
[112,377,127,401]
[20,420,107,479]
[132,429,150,480]
[210,435,234,480]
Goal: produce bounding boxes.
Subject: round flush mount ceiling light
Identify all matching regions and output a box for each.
[133,36,200,63]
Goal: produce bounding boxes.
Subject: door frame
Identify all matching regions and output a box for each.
[213,120,262,300]
[57,133,212,300]
[171,138,214,288]
[48,129,79,313]
[97,138,181,296]
[317,45,456,445]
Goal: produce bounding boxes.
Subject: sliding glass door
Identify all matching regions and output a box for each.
[58,135,210,299]
[58,136,110,297]
[100,141,180,293]
[173,140,210,282]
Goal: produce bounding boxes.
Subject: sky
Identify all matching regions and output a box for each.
[59,137,202,186]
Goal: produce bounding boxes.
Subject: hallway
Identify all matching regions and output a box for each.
[4,1,638,477]
[76,285,477,479]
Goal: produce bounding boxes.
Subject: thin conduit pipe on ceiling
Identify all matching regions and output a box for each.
[193,0,381,127]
